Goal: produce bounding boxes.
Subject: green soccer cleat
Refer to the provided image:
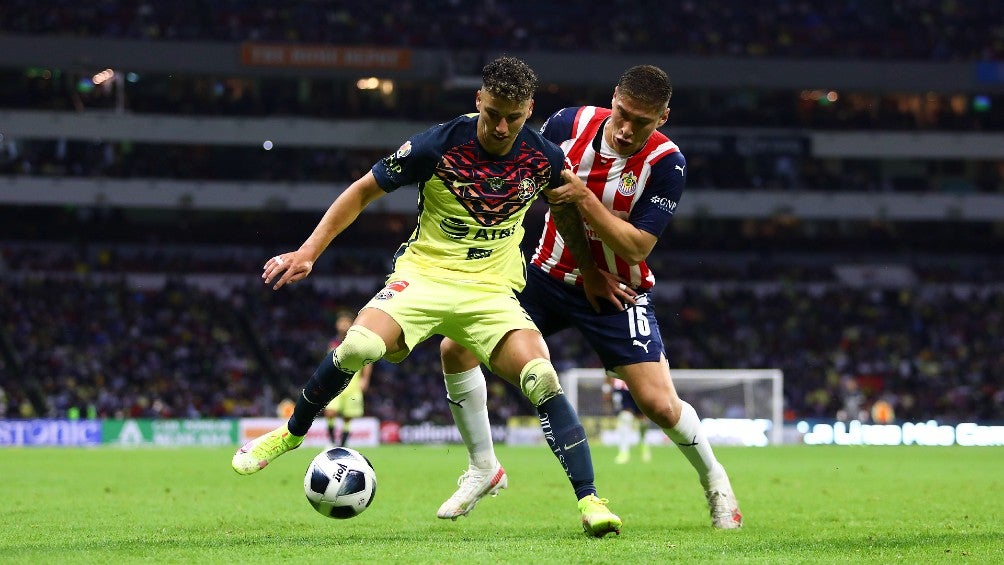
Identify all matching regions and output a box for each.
[231,424,304,475]
[578,494,622,538]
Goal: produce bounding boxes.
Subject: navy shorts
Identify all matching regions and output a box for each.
[518,266,664,370]
[613,388,643,416]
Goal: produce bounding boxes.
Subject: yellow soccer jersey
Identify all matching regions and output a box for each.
[371,114,566,290]
[337,371,364,398]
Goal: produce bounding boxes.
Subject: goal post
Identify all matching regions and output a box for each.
[560,368,784,445]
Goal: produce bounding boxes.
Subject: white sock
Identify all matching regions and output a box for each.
[616,410,634,454]
[444,366,496,471]
[663,401,727,489]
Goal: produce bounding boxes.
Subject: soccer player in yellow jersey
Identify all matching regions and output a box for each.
[323,310,372,447]
[232,56,622,537]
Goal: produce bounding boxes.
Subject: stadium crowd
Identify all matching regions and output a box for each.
[2,0,1002,60]
[4,1,1002,196]
[2,258,1001,426]
[3,66,1001,132]
[1,276,271,420]
[4,138,1002,195]
[2,2,1001,431]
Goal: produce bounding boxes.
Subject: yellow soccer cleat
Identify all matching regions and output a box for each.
[578,494,622,538]
[232,424,305,475]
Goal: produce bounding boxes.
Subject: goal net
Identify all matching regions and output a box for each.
[560,368,784,446]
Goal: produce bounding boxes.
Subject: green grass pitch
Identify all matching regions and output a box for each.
[2,444,1001,563]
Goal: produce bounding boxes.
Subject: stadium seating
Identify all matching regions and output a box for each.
[0,1,1001,425]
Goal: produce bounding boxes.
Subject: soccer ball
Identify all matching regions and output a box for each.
[303,447,377,519]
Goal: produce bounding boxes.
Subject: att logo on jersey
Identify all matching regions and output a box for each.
[440,217,469,239]
[649,195,678,213]
[473,225,517,241]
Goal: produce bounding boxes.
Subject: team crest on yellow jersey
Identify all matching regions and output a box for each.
[617,171,638,196]
[518,178,537,201]
[486,177,506,193]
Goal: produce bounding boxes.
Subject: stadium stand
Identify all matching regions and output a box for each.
[1,0,1002,60]
[1,1,1001,425]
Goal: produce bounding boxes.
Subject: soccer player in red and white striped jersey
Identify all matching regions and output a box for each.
[531,100,683,292]
[441,65,743,530]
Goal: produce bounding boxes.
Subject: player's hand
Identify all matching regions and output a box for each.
[544,169,593,207]
[263,251,314,290]
[580,266,637,313]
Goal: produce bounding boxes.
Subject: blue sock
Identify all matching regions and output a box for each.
[288,354,353,436]
[537,395,597,500]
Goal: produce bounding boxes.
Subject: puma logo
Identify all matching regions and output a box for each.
[632,339,651,352]
[675,164,686,176]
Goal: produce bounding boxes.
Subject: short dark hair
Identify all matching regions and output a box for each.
[617,65,672,107]
[482,56,538,102]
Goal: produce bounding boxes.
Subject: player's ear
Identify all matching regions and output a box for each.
[659,107,670,127]
[475,89,483,111]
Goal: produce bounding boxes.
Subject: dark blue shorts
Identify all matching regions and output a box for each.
[518,266,664,370]
[613,388,643,415]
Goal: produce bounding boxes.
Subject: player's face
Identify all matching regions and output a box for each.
[604,87,669,156]
[476,89,533,155]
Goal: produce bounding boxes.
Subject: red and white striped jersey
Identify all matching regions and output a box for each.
[531,106,686,291]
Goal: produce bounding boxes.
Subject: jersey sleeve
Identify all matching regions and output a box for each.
[539,107,578,146]
[371,124,442,192]
[530,120,572,191]
[545,140,567,189]
[630,151,686,238]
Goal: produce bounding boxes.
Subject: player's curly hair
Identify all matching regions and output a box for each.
[482,56,538,102]
[617,65,673,107]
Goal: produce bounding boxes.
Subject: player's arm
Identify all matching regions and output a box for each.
[552,169,657,265]
[546,194,632,311]
[547,201,593,269]
[264,171,387,290]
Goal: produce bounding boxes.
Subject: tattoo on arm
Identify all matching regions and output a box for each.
[549,204,596,269]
